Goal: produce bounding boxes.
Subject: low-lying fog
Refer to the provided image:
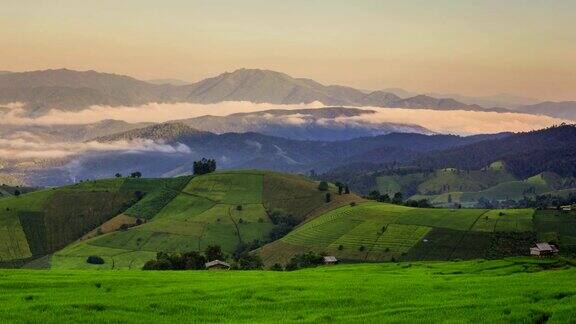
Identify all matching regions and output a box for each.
[0,101,568,160]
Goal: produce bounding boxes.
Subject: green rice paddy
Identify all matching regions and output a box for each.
[1,258,575,323]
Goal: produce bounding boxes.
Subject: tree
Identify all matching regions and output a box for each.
[235,254,264,270]
[317,181,329,191]
[134,191,144,201]
[344,186,350,194]
[86,255,105,265]
[115,173,122,178]
[204,245,224,261]
[268,209,298,241]
[13,189,21,197]
[335,182,343,195]
[392,192,403,204]
[325,192,332,203]
[130,172,142,178]
[193,158,217,175]
[368,190,381,201]
[143,251,207,270]
[285,252,324,271]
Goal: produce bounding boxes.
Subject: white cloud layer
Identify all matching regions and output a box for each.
[0,101,570,160]
[0,137,190,160]
[332,109,567,135]
[0,101,566,135]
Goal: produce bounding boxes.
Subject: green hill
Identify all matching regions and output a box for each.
[413,171,570,207]
[0,184,36,199]
[259,202,547,266]
[375,162,517,197]
[372,161,576,207]
[0,177,190,267]
[3,169,573,271]
[48,171,362,269]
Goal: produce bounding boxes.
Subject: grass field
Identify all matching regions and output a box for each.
[259,202,546,266]
[0,258,575,323]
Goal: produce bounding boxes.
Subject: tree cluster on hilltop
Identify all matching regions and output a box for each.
[193,158,217,175]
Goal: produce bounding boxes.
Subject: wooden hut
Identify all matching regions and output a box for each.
[530,243,559,257]
[205,260,231,270]
[323,256,338,265]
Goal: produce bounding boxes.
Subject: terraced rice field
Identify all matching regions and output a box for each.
[52,173,274,269]
[260,202,543,265]
[50,171,350,269]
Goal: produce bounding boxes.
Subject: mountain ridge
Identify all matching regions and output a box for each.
[0,68,510,114]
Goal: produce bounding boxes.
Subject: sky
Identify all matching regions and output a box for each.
[1,0,575,100]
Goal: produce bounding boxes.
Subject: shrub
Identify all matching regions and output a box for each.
[86,255,105,265]
[338,245,344,250]
[234,254,264,270]
[285,252,324,271]
[236,205,243,211]
[359,246,366,252]
[143,251,207,270]
[204,245,224,261]
[269,263,284,271]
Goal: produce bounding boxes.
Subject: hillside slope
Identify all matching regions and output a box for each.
[49,171,362,269]
[258,201,563,266]
[0,177,190,267]
[413,125,576,179]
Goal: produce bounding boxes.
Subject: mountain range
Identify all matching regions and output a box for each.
[174,107,432,141]
[2,68,573,119]
[0,68,510,115]
[516,101,576,120]
[323,124,576,195]
[14,122,503,187]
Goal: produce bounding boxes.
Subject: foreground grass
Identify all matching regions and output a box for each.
[1,259,575,323]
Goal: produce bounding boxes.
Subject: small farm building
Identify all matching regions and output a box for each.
[205,260,231,270]
[530,243,559,257]
[323,256,338,265]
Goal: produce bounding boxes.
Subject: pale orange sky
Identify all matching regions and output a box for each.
[1,0,575,100]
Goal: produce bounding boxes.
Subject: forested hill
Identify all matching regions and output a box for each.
[412,124,576,178]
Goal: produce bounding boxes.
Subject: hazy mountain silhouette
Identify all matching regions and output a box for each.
[0,68,510,115]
